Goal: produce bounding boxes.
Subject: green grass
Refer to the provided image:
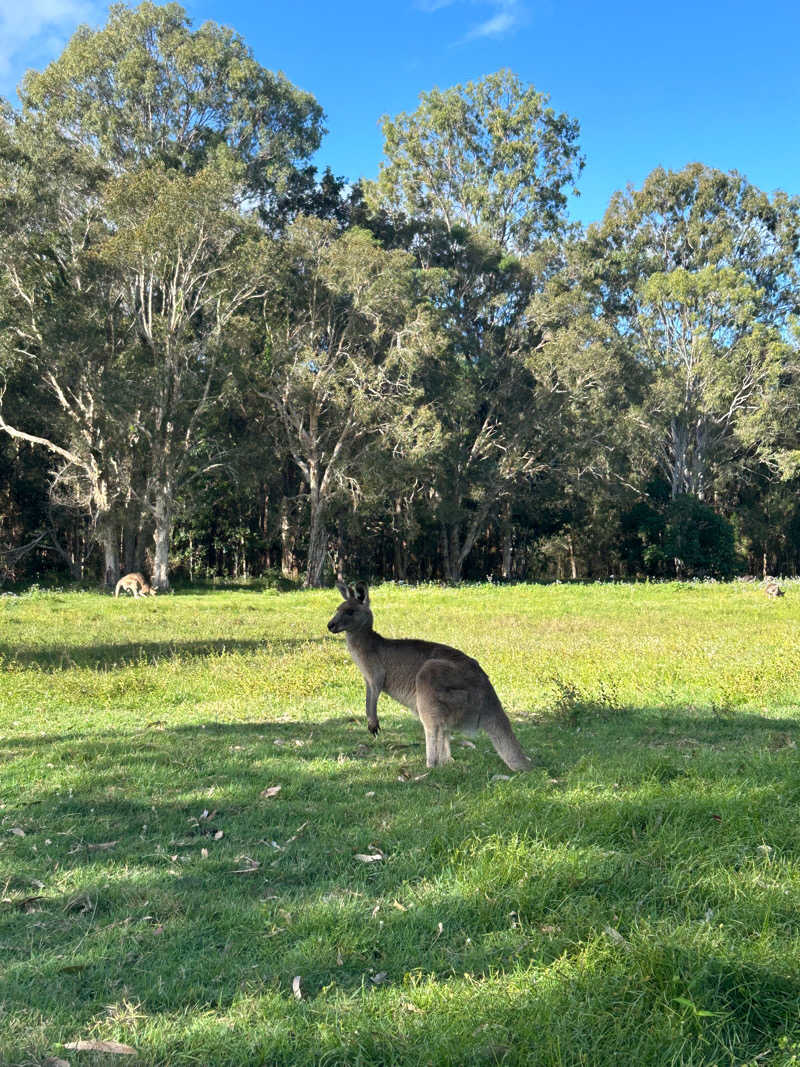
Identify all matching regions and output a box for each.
[2,581,800,1066]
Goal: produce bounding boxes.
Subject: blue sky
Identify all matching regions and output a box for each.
[1,0,798,226]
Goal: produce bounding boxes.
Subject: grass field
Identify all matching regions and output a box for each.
[2,581,800,1066]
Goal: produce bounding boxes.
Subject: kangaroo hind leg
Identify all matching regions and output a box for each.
[415,665,453,767]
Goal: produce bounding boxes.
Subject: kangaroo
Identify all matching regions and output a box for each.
[114,572,157,598]
[327,581,531,771]
[765,579,784,598]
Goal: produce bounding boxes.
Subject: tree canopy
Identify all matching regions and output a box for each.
[2,8,800,588]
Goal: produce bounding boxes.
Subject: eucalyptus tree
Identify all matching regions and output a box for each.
[367,70,585,580]
[585,164,800,503]
[96,157,275,589]
[256,217,433,587]
[0,2,323,587]
[0,108,142,584]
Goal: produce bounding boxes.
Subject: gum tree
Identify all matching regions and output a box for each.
[0,2,323,588]
[367,70,586,580]
[585,164,800,502]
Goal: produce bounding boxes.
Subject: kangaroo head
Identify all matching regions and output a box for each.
[327,581,372,634]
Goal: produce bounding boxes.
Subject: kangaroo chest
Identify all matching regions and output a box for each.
[345,634,418,710]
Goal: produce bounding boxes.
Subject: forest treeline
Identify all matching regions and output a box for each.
[2,2,800,589]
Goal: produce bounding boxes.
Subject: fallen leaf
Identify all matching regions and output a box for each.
[292,975,303,999]
[392,900,407,912]
[87,841,117,851]
[200,848,209,859]
[213,830,224,840]
[260,785,282,799]
[64,1039,136,1055]
[365,791,376,797]
[231,857,261,874]
[64,892,93,914]
[16,896,44,911]
[9,827,25,837]
[371,904,381,919]
[412,772,430,782]
[603,925,631,949]
[355,852,384,863]
[370,971,388,985]
[490,774,512,783]
[459,740,476,749]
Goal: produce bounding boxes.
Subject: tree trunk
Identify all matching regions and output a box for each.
[98,519,120,589]
[304,505,327,588]
[152,489,172,591]
[568,532,577,580]
[280,497,297,578]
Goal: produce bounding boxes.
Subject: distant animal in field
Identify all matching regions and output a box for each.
[327,581,532,771]
[764,579,784,598]
[114,572,157,598]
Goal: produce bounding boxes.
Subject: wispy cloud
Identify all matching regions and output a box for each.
[0,0,97,91]
[464,7,518,40]
[416,0,527,44]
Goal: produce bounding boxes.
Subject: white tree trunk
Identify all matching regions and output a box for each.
[98,521,120,589]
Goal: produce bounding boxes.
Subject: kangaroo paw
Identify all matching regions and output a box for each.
[367,721,380,736]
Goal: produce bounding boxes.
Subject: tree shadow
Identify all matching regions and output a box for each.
[2,706,800,1063]
[0,636,326,671]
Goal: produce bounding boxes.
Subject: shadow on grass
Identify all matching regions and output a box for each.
[2,708,800,1064]
[0,636,326,671]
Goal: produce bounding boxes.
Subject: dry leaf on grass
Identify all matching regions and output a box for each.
[603,925,630,949]
[490,774,511,782]
[355,852,384,863]
[213,830,224,841]
[63,892,93,914]
[292,975,303,999]
[370,971,388,985]
[64,1039,137,1054]
[9,827,25,837]
[231,857,261,874]
[260,785,282,799]
[87,841,117,851]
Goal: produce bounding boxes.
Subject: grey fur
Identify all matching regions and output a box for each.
[328,582,531,771]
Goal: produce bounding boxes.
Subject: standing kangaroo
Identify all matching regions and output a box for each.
[114,572,157,598]
[327,582,531,771]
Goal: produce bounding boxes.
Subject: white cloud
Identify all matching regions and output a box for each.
[416,0,526,43]
[0,0,97,88]
[464,9,517,39]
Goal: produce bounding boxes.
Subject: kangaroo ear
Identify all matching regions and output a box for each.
[335,580,350,600]
[354,582,369,605]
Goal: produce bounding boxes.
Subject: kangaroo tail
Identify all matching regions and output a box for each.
[482,704,532,772]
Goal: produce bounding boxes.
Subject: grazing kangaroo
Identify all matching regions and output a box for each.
[114,572,157,598]
[327,582,532,771]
